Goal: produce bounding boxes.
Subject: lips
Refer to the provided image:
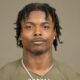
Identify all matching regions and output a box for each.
[32,38,47,44]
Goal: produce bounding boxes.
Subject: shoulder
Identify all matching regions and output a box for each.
[0,59,22,79]
[54,59,80,80]
[0,59,21,72]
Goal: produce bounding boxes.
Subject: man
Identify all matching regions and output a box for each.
[0,3,80,80]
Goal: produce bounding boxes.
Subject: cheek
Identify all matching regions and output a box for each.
[20,32,33,47]
[48,35,54,45]
[44,32,54,45]
[22,36,29,48]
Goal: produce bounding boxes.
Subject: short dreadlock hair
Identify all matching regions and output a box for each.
[15,3,62,51]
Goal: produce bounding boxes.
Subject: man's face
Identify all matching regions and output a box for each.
[20,11,56,55]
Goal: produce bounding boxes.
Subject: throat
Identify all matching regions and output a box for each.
[22,59,53,76]
[23,51,53,75]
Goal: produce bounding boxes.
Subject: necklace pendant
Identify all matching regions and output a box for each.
[27,78,50,80]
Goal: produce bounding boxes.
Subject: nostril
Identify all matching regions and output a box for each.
[34,27,42,36]
[34,33,42,36]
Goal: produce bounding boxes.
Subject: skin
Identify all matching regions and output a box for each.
[20,11,56,75]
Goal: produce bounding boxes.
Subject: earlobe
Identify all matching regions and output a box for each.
[53,36,55,40]
[19,37,22,41]
[54,31,57,37]
[53,31,56,40]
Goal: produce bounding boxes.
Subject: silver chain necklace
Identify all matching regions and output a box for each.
[21,59,34,80]
[21,59,53,80]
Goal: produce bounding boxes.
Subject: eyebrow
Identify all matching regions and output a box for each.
[25,21,49,25]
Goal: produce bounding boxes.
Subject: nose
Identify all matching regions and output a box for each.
[34,26,42,36]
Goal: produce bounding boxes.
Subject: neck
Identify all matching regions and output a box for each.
[22,49,53,75]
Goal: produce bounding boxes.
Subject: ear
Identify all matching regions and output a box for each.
[53,36,55,40]
[19,37,22,41]
[19,32,22,41]
[54,31,57,37]
[53,30,57,40]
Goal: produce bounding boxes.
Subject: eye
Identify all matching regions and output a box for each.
[26,25,32,29]
[43,24,49,29]
[25,24,33,29]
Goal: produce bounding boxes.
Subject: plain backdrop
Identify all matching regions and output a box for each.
[0,0,80,73]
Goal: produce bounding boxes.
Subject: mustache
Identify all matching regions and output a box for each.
[31,38,47,42]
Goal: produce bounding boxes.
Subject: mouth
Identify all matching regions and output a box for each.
[32,38,47,45]
[33,41,44,44]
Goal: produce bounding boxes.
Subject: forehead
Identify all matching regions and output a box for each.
[25,11,53,22]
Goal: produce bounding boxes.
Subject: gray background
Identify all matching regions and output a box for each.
[0,0,80,73]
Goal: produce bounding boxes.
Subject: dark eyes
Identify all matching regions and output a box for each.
[43,25,49,29]
[24,24,50,30]
[24,25,33,29]
[26,26,32,28]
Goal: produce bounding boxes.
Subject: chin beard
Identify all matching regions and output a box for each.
[31,50,45,56]
[25,47,51,56]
